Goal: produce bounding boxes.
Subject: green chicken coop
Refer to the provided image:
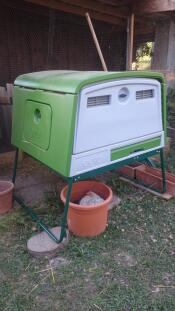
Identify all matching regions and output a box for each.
[11,70,167,242]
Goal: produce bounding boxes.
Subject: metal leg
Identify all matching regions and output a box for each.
[12,148,60,244]
[144,157,156,168]
[160,149,166,193]
[59,178,73,242]
[12,148,19,184]
[14,194,60,243]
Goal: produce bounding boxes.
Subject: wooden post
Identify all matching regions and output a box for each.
[126,13,134,70]
[85,12,108,71]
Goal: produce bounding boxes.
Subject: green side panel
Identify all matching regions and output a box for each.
[14,70,166,95]
[111,138,161,161]
[23,100,51,150]
[161,82,167,139]
[11,87,77,177]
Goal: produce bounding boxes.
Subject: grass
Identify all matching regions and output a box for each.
[0,151,175,310]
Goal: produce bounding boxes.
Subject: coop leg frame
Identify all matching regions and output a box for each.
[12,148,74,244]
[74,149,167,194]
[143,157,157,168]
[160,149,167,193]
[141,150,166,193]
[118,151,167,194]
[11,147,166,244]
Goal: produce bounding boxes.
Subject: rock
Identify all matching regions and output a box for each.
[27,226,69,258]
[79,191,104,206]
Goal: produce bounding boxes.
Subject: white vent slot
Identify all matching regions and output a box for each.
[136,89,154,100]
[87,95,110,107]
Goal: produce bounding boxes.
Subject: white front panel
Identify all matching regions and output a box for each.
[70,131,164,176]
[73,78,162,154]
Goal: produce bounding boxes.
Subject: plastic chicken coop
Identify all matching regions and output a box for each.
[11,70,167,243]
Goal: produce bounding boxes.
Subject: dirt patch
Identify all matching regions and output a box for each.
[114,251,137,267]
[162,272,175,286]
[0,271,7,282]
[0,151,65,205]
[118,277,129,288]
[151,273,175,296]
[49,256,70,268]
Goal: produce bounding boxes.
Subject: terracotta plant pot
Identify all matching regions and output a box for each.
[60,181,113,237]
[135,165,175,196]
[0,181,14,214]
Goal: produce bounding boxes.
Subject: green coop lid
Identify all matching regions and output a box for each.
[14,70,165,94]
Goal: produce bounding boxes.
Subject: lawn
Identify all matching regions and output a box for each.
[0,147,175,311]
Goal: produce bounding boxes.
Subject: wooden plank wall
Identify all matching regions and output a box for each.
[0,2,126,86]
[0,1,126,152]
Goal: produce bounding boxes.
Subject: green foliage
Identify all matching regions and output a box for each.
[135,42,153,70]
[136,42,153,59]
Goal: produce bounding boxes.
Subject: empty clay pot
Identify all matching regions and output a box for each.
[0,181,14,214]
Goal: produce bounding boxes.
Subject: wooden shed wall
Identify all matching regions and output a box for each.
[0,2,127,86]
[0,1,126,152]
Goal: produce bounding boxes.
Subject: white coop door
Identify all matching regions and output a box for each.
[73,78,162,154]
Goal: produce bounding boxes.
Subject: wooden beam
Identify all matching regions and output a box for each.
[85,12,108,71]
[133,0,175,15]
[1,0,49,17]
[61,0,129,19]
[23,0,126,25]
[97,0,131,7]
[126,13,134,70]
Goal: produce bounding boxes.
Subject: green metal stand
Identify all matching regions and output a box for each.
[12,147,166,244]
[144,157,157,168]
[14,194,60,243]
[59,178,73,242]
[12,148,19,184]
[12,149,78,243]
[160,149,167,193]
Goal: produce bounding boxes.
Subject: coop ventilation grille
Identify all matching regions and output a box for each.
[87,95,110,107]
[136,89,154,100]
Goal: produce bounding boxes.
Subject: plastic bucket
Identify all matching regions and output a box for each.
[60,181,113,237]
[0,181,14,214]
